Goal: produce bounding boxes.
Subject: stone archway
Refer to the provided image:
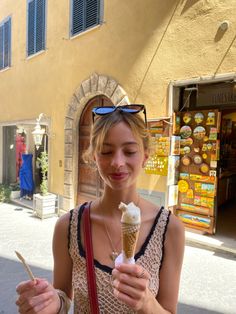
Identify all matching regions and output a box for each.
[62,73,130,211]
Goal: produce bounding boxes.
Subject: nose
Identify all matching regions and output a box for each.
[111,151,125,169]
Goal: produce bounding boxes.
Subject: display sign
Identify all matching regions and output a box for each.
[197,83,236,107]
[145,119,171,176]
[174,109,220,234]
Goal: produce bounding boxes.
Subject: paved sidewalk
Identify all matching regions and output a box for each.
[0,202,57,313]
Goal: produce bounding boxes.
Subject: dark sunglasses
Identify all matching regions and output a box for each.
[92,104,147,126]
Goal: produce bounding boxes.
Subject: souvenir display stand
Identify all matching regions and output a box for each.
[145,120,170,176]
[171,110,221,234]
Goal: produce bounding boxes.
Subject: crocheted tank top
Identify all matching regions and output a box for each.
[69,203,170,314]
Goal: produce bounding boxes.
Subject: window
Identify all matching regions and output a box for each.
[0,17,11,71]
[27,0,46,56]
[71,0,102,36]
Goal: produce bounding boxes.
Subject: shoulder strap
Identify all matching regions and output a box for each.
[83,202,100,314]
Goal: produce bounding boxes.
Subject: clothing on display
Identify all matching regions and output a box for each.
[19,154,34,198]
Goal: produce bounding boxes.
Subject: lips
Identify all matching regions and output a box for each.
[109,172,128,181]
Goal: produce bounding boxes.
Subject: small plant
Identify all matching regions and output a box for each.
[37,151,48,196]
[0,184,11,203]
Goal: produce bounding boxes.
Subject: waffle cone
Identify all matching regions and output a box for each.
[122,223,140,259]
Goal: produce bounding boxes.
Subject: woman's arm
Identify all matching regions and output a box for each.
[52,212,73,299]
[156,214,185,314]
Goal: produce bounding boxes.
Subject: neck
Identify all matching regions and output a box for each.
[98,190,140,217]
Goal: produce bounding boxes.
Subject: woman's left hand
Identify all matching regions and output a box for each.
[112,263,152,312]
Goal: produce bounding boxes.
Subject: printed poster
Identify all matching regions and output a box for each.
[167,156,180,185]
[168,185,178,206]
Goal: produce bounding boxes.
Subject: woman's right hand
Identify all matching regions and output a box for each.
[16,278,61,314]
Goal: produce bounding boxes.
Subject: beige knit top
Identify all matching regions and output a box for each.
[68,203,170,314]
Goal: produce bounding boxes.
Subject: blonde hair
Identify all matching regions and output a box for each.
[83,110,150,166]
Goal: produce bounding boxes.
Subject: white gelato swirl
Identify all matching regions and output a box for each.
[119,201,141,224]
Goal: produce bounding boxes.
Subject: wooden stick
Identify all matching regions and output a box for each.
[15,250,35,281]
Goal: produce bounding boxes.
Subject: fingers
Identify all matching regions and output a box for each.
[16,280,36,295]
[111,263,150,310]
[16,279,51,313]
[112,264,150,282]
[16,279,49,295]
[16,290,54,313]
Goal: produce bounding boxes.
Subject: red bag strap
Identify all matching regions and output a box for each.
[83,202,100,314]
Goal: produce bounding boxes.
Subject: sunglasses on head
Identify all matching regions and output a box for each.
[92,104,147,126]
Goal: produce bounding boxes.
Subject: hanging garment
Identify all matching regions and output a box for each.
[19,154,34,197]
[16,134,26,180]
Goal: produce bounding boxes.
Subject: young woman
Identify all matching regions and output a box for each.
[16,105,185,313]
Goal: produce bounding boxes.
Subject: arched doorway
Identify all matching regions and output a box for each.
[77,95,113,204]
[62,73,130,211]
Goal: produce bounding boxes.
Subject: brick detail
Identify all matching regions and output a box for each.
[65,117,73,130]
[64,171,73,184]
[65,129,73,144]
[65,143,73,157]
[64,157,73,171]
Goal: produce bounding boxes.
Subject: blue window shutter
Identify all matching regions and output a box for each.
[4,19,11,68]
[0,17,11,70]
[72,0,84,35]
[28,0,36,56]
[0,25,3,69]
[72,0,100,36]
[27,0,45,56]
[36,0,45,52]
[85,0,100,29]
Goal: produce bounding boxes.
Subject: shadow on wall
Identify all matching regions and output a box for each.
[181,0,202,15]
[0,256,52,314]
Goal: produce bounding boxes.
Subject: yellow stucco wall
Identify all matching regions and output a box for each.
[1,0,236,199]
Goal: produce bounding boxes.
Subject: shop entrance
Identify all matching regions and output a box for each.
[173,81,236,241]
[217,109,236,238]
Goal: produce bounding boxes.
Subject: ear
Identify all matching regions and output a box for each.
[142,150,149,168]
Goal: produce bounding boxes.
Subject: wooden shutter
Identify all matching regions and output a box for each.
[0,24,3,69]
[71,0,100,36]
[86,0,100,28]
[28,0,36,56]
[36,0,46,52]
[27,0,45,56]
[4,19,11,68]
[0,18,11,70]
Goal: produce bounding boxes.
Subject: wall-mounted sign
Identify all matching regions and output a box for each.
[197,83,236,107]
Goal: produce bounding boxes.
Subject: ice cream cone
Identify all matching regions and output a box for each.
[114,201,141,265]
[122,223,140,259]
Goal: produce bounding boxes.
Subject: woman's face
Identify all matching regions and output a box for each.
[94,122,148,191]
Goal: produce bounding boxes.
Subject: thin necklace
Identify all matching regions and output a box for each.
[100,196,141,262]
[103,220,120,261]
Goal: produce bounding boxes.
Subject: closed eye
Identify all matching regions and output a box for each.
[125,151,137,155]
[100,151,112,155]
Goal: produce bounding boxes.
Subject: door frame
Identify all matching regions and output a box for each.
[62,73,130,211]
[168,72,236,233]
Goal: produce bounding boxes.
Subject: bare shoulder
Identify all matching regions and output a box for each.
[54,212,71,236]
[165,212,185,246]
[53,212,72,255]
